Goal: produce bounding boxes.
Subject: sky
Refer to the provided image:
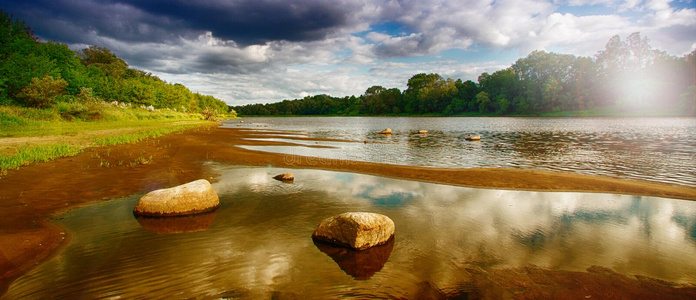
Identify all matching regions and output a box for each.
[1,0,695,106]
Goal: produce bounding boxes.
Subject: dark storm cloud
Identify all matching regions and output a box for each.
[116,0,359,45]
[0,0,190,44]
[0,0,361,46]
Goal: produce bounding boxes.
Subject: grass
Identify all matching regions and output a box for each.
[0,104,227,175]
[0,105,206,138]
[0,144,83,173]
[91,125,202,146]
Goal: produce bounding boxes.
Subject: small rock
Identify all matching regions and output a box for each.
[465,135,481,141]
[273,173,294,182]
[133,179,220,217]
[418,130,428,134]
[312,212,395,250]
[379,128,392,134]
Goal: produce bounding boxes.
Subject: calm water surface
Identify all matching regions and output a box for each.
[224,117,696,187]
[6,166,696,299]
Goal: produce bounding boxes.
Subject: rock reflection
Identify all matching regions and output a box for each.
[313,236,395,280]
[135,211,218,234]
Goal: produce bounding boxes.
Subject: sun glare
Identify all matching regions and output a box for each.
[615,72,662,110]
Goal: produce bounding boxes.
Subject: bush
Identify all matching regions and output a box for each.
[201,106,216,120]
[77,87,98,102]
[17,75,67,108]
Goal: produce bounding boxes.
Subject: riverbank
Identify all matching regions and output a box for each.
[1,125,695,297]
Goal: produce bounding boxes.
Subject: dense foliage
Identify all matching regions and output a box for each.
[235,33,696,116]
[0,11,233,118]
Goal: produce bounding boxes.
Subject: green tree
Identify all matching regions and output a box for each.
[0,51,60,101]
[79,45,128,78]
[455,79,478,112]
[496,95,510,114]
[476,91,490,113]
[0,10,36,59]
[40,42,88,95]
[404,73,457,113]
[542,76,562,111]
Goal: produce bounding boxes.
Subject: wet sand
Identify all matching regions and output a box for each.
[1,124,695,298]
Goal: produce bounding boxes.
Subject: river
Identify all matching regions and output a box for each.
[225,117,696,187]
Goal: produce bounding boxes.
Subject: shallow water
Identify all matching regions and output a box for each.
[6,166,696,299]
[224,117,696,187]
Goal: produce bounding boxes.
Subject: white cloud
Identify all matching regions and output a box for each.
[46,0,695,105]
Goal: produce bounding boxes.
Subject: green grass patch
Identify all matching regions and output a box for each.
[1,105,205,138]
[91,125,201,146]
[1,104,218,175]
[0,143,83,172]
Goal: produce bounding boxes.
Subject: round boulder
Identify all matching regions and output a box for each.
[133,179,220,217]
[312,212,395,250]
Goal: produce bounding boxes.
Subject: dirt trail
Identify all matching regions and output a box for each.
[0,125,694,298]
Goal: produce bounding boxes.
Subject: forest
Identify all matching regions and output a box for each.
[0,11,230,118]
[234,33,696,117]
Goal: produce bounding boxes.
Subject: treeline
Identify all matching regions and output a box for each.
[235,33,696,116]
[0,11,232,117]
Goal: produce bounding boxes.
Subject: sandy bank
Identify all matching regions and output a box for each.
[1,125,694,297]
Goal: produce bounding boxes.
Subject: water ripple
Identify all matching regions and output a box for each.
[227,117,696,187]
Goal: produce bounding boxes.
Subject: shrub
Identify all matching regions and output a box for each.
[17,75,67,108]
[54,89,105,120]
[77,87,98,102]
[201,106,216,120]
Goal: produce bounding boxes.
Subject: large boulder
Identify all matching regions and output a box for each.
[312,212,395,250]
[133,179,220,217]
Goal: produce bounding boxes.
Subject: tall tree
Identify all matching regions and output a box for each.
[79,45,128,78]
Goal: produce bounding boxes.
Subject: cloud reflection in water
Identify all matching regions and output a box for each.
[5,165,696,299]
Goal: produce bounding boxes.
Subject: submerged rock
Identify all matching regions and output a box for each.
[465,135,481,141]
[379,128,392,135]
[312,212,395,250]
[133,179,220,217]
[273,173,294,182]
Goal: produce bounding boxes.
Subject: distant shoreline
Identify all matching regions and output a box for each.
[1,125,695,296]
[234,111,691,118]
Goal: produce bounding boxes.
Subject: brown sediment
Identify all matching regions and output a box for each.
[1,124,695,297]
